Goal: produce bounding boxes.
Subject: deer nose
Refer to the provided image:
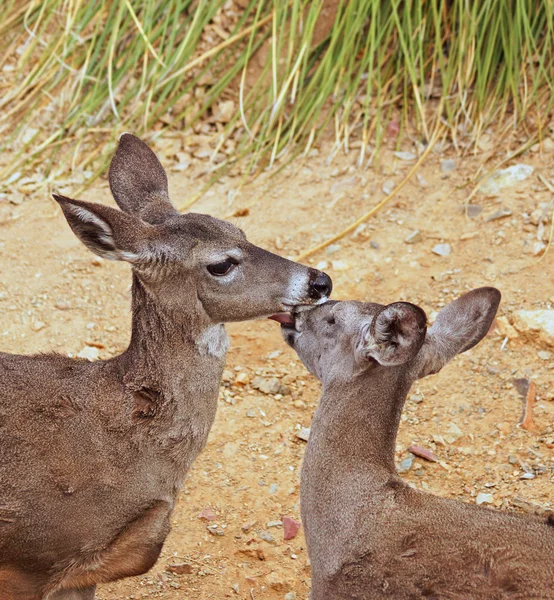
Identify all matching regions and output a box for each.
[308,270,333,300]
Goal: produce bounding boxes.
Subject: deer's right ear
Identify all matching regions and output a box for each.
[414,287,501,379]
[108,133,178,224]
[53,193,149,263]
[358,302,427,366]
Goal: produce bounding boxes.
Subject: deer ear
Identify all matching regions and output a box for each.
[108,133,177,224]
[415,287,501,378]
[53,193,149,262]
[358,302,427,366]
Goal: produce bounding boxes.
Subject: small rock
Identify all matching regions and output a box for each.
[282,516,301,540]
[386,120,400,137]
[252,377,281,395]
[370,241,380,249]
[198,507,217,521]
[267,520,282,528]
[214,100,235,123]
[485,208,512,222]
[91,257,104,266]
[326,243,341,255]
[397,456,414,473]
[521,472,536,480]
[207,524,225,536]
[259,530,275,544]
[32,321,46,332]
[479,164,533,195]
[222,369,234,383]
[543,137,554,153]
[495,316,519,340]
[408,445,439,463]
[532,241,547,256]
[284,593,297,600]
[466,204,483,218]
[241,520,257,532]
[295,427,310,442]
[538,350,553,360]
[416,173,428,187]
[444,422,463,444]
[167,562,194,575]
[269,483,278,495]
[234,371,249,386]
[382,180,395,195]
[316,260,329,270]
[432,243,451,257]
[404,230,422,244]
[440,159,456,173]
[476,492,494,505]
[394,151,416,161]
[331,260,351,271]
[77,346,99,361]
[409,394,423,403]
[512,310,554,346]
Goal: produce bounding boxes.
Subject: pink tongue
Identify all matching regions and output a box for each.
[268,313,295,325]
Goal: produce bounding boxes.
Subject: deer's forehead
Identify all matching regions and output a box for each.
[162,214,246,245]
[335,301,383,326]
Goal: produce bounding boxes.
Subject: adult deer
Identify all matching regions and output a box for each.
[0,134,332,600]
[280,288,554,599]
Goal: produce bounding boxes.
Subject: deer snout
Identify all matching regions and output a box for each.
[308,270,332,302]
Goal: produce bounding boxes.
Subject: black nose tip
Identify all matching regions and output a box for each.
[308,270,333,300]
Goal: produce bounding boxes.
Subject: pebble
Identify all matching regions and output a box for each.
[316,260,329,270]
[394,151,416,161]
[538,350,553,360]
[326,243,341,255]
[382,180,395,195]
[404,230,422,244]
[408,445,439,463]
[479,164,533,195]
[370,241,380,249]
[476,492,494,505]
[77,346,99,361]
[32,321,46,332]
[234,371,249,385]
[397,456,414,473]
[198,507,217,521]
[432,243,451,257]
[543,137,554,153]
[207,524,225,536]
[166,562,194,575]
[284,593,297,600]
[416,173,428,187]
[282,516,301,540]
[259,530,275,543]
[440,159,456,173]
[512,310,554,346]
[331,260,351,271]
[520,472,536,480]
[495,316,519,340]
[269,483,278,495]
[444,422,463,444]
[267,520,282,528]
[295,427,310,442]
[466,204,483,218]
[252,376,282,395]
[484,207,512,222]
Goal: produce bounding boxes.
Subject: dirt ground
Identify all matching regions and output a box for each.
[1,133,554,599]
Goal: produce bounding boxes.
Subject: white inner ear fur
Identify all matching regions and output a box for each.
[71,206,140,262]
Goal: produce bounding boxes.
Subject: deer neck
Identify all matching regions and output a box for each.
[121,273,228,386]
[316,369,412,477]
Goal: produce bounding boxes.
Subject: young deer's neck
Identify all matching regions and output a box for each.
[318,369,412,476]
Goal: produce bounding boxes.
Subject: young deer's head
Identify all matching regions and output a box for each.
[53,134,331,325]
[282,288,500,386]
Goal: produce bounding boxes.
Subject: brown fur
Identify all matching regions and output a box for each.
[283,289,554,599]
[0,134,332,599]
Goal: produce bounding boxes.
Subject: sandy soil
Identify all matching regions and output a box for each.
[1,134,553,599]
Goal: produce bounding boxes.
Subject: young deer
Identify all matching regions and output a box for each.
[0,134,332,600]
[281,288,554,599]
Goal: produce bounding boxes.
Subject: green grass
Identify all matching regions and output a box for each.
[1,0,553,194]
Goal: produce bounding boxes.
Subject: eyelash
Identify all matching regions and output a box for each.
[207,257,239,276]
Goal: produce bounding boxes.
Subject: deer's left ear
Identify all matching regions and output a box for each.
[414,287,501,379]
[358,302,427,366]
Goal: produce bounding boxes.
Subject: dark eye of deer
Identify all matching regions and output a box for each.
[207,258,238,277]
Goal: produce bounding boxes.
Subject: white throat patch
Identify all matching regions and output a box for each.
[196,324,229,359]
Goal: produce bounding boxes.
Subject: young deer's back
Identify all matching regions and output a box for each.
[282,291,554,599]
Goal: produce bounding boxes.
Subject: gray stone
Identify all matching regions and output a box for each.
[485,207,513,222]
[404,230,422,244]
[398,456,414,473]
[479,164,533,195]
[258,530,275,543]
[252,376,282,395]
[440,159,457,173]
[432,243,451,257]
[513,310,554,346]
[466,204,483,218]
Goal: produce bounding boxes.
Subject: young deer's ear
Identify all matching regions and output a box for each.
[53,194,149,262]
[359,302,427,366]
[108,133,177,224]
[415,287,501,379]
